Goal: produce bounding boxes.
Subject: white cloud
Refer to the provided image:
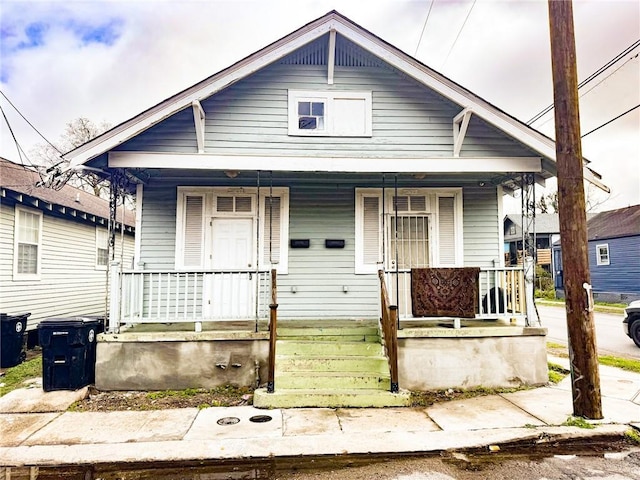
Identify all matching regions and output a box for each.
[1,0,638,211]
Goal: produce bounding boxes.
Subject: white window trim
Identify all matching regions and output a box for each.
[175,187,289,274]
[288,90,372,137]
[596,243,610,266]
[354,187,463,274]
[95,227,109,270]
[13,205,43,280]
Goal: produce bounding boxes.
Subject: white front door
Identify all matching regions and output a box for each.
[209,218,255,318]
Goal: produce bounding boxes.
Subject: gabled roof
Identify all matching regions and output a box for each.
[1,158,135,230]
[505,214,560,235]
[62,10,605,190]
[588,205,640,241]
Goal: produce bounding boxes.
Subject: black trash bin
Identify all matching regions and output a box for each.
[1,313,31,368]
[38,317,104,391]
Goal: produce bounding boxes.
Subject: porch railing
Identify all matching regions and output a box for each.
[267,269,278,393]
[378,270,399,393]
[108,263,272,333]
[384,266,526,322]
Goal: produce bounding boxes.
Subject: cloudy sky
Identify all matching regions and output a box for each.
[1,0,638,212]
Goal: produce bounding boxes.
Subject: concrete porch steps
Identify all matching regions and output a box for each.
[253,324,410,409]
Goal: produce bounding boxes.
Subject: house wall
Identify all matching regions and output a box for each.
[137,178,501,319]
[0,202,135,331]
[116,61,537,159]
[589,235,640,299]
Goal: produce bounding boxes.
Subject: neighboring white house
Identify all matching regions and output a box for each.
[0,158,135,343]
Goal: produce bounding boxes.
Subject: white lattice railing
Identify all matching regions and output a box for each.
[384,266,527,322]
[108,263,271,333]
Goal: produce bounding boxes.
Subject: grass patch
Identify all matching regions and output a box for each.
[624,429,640,444]
[563,416,596,429]
[0,356,42,397]
[598,355,640,374]
[146,388,201,400]
[548,362,570,384]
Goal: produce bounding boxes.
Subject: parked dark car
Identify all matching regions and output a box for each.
[623,300,640,348]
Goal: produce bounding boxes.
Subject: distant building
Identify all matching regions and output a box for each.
[553,204,640,303]
[0,158,135,343]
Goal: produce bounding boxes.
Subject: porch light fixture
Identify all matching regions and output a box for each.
[224,170,239,178]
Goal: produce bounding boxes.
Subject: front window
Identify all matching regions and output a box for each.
[596,244,610,266]
[14,207,42,278]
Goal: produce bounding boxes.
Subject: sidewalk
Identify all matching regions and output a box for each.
[1,356,639,468]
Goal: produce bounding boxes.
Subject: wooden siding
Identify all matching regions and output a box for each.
[589,236,640,294]
[0,202,135,331]
[116,60,537,159]
[138,178,503,319]
[463,187,501,267]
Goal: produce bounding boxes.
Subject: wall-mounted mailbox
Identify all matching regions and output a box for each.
[290,239,310,248]
[325,239,345,249]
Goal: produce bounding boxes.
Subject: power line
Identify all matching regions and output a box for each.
[581,104,640,138]
[527,39,640,124]
[414,0,436,56]
[441,0,477,68]
[0,89,63,155]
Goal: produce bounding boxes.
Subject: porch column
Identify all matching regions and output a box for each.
[108,261,121,334]
[524,256,540,326]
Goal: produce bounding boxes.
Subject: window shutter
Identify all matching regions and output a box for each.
[263,196,281,265]
[438,197,456,265]
[183,196,203,267]
[363,196,380,265]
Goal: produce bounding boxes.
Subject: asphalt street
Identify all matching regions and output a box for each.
[537,304,639,360]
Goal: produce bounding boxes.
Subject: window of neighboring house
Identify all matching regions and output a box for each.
[288,90,372,137]
[596,243,610,266]
[14,206,42,278]
[96,228,110,268]
[509,225,516,235]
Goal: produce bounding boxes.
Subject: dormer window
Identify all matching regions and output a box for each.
[288,90,372,137]
[298,101,325,131]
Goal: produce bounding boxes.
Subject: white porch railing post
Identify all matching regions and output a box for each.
[108,261,121,333]
[524,256,540,326]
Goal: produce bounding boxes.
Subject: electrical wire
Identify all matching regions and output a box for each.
[1,104,27,166]
[414,0,436,57]
[0,89,63,155]
[527,39,640,125]
[441,0,476,69]
[581,104,640,138]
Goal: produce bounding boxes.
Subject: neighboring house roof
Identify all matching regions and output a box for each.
[62,10,605,191]
[505,214,560,237]
[1,158,135,230]
[587,205,640,241]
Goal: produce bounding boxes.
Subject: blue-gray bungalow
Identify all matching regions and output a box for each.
[63,11,606,407]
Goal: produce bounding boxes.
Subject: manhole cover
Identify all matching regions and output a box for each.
[217,417,240,425]
[249,415,273,423]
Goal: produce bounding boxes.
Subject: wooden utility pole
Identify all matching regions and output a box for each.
[548,0,602,419]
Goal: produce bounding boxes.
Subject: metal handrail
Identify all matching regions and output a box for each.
[267,269,278,393]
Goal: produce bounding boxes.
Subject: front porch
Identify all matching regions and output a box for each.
[95,317,548,396]
[96,263,548,404]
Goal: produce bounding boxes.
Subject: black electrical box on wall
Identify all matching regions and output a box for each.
[290,239,310,248]
[325,239,345,249]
